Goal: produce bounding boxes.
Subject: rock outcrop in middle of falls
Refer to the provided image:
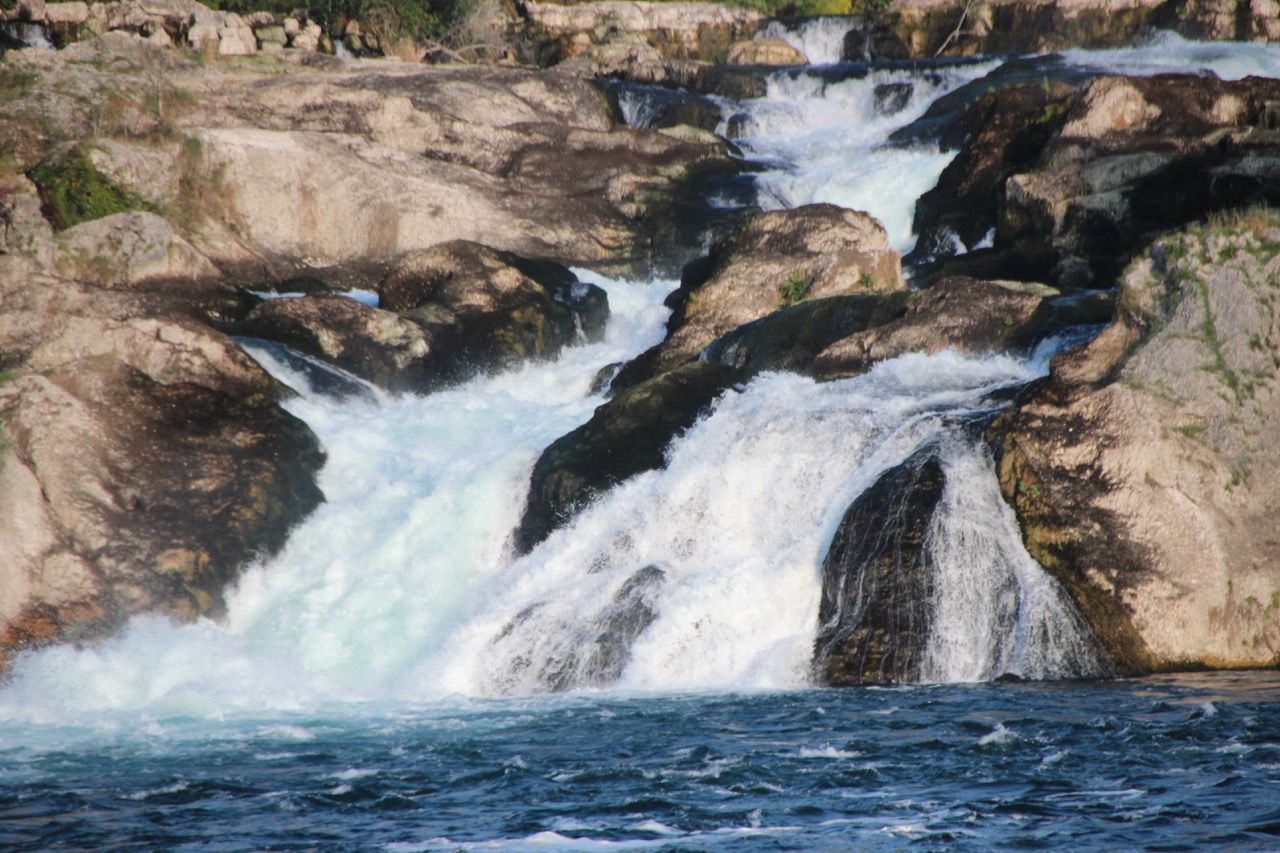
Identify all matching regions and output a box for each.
[813,447,946,687]
[809,277,1059,381]
[610,203,906,393]
[991,211,1280,673]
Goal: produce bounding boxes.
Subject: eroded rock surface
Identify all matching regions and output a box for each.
[810,277,1057,381]
[920,72,1280,290]
[1,33,742,279]
[239,241,608,393]
[992,214,1280,672]
[611,204,905,391]
[0,268,324,670]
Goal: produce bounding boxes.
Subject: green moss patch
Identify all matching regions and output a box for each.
[27,146,152,231]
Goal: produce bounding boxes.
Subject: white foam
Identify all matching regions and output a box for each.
[757,17,854,65]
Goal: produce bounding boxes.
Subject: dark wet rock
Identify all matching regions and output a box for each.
[810,277,1057,381]
[238,294,435,393]
[532,565,667,692]
[990,214,1280,673]
[913,71,1280,290]
[515,361,746,555]
[873,81,914,116]
[889,54,1098,150]
[611,204,905,393]
[1001,74,1280,288]
[907,80,1080,266]
[700,293,911,377]
[813,447,946,686]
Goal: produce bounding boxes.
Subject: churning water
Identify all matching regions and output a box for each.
[4,32,1280,853]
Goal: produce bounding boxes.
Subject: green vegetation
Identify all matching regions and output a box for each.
[0,68,37,104]
[777,269,813,308]
[27,147,152,231]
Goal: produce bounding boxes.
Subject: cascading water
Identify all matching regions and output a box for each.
[757,17,856,65]
[719,61,999,252]
[450,351,1107,696]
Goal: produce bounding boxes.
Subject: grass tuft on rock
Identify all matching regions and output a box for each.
[27,146,152,231]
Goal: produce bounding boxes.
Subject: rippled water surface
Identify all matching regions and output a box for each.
[3,672,1278,852]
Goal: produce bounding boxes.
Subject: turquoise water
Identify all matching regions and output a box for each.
[3,674,1279,851]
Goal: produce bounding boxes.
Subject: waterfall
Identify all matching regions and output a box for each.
[757,17,856,65]
[430,350,1102,696]
[718,60,999,252]
[919,437,1110,682]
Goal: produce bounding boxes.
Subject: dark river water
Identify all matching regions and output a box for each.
[3,672,1278,852]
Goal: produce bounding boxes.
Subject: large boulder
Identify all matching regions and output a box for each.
[0,273,324,671]
[920,72,1280,290]
[810,277,1058,381]
[515,361,745,555]
[699,292,911,378]
[611,204,905,391]
[813,447,946,686]
[239,241,608,393]
[0,36,743,280]
[992,212,1280,673]
[52,210,220,285]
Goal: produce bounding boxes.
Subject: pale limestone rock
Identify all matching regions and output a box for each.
[44,2,90,25]
[997,219,1280,671]
[290,20,321,51]
[52,211,220,286]
[217,24,257,55]
[1060,76,1162,138]
[725,38,808,66]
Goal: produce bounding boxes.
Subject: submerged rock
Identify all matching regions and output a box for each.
[992,213,1280,673]
[813,447,946,686]
[515,361,745,555]
[495,565,668,693]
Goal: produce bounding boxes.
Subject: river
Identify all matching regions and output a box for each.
[2,25,1279,853]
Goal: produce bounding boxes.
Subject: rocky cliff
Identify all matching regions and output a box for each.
[993,211,1280,673]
